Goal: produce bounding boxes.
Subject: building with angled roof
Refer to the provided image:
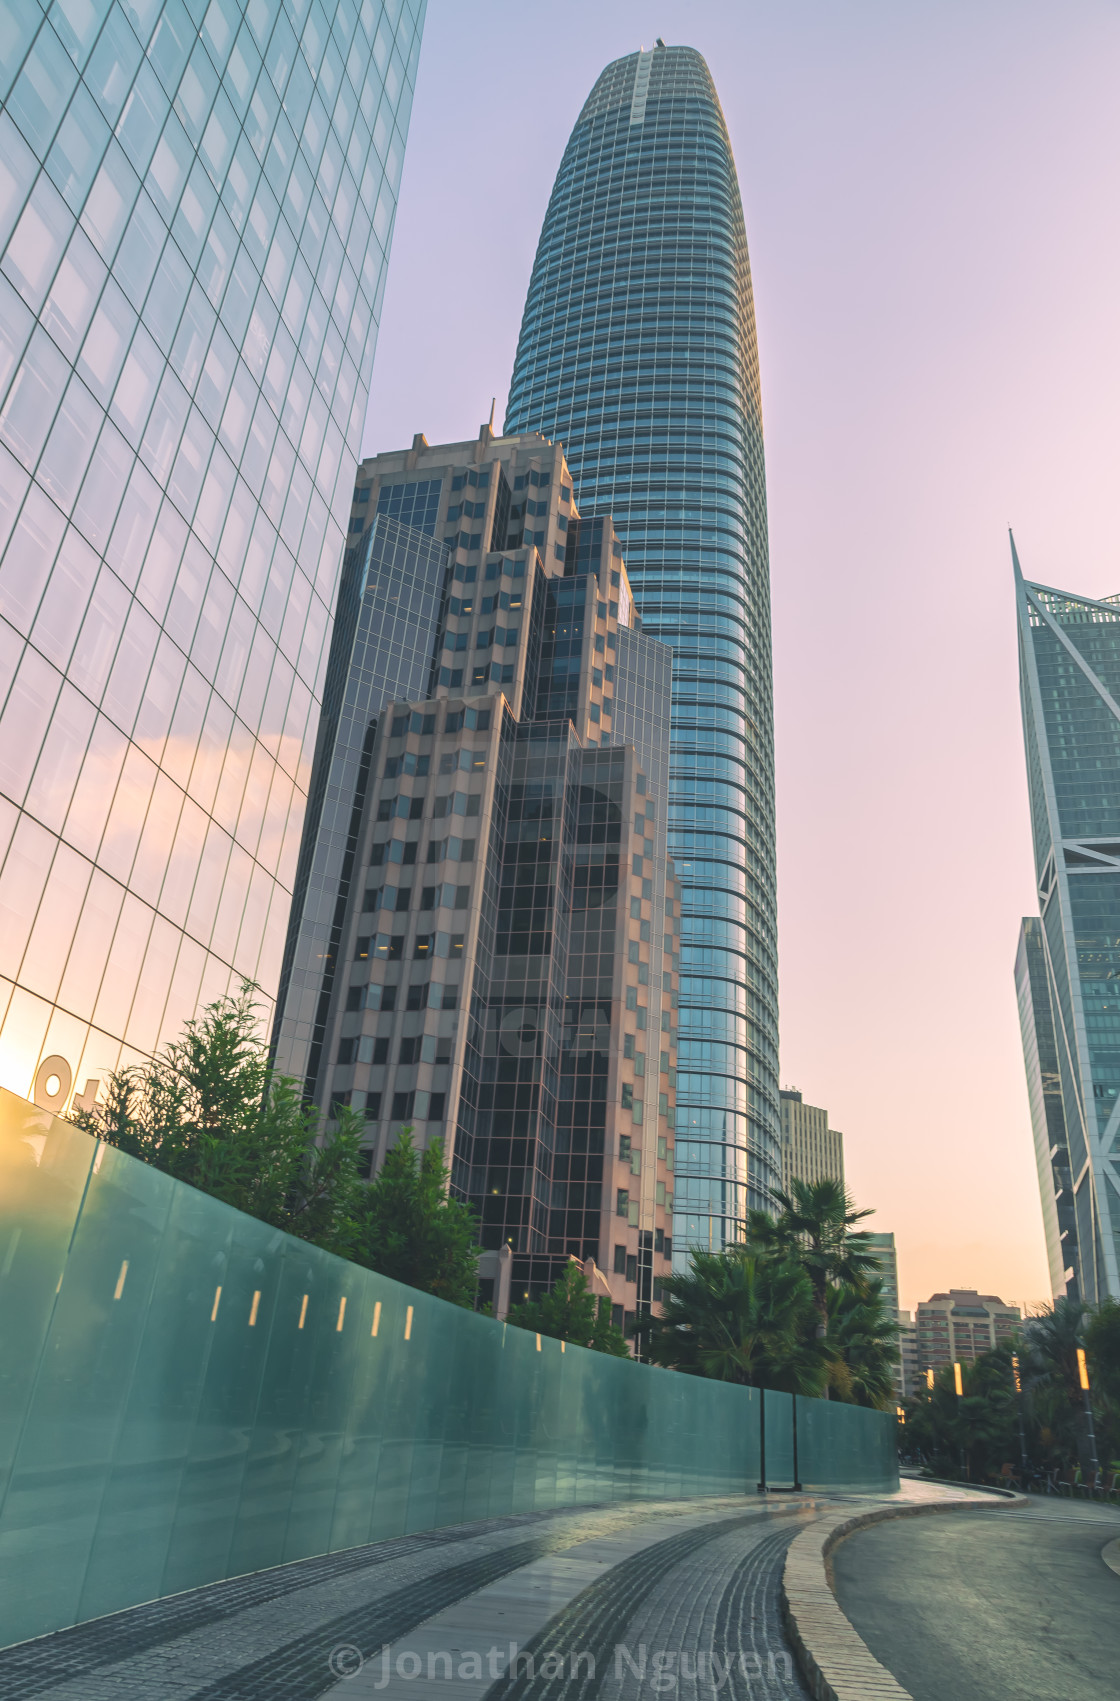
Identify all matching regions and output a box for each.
[1015,546,1120,1303]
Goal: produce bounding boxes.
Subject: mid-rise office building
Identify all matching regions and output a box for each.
[505,43,780,1258]
[865,1230,908,1401]
[916,1290,1021,1372]
[0,1,423,1114]
[779,1088,845,1191]
[1015,550,1120,1303]
[275,425,679,1328]
[897,1310,920,1400]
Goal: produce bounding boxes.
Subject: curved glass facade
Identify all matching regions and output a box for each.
[0,1,424,1109]
[505,43,779,1246]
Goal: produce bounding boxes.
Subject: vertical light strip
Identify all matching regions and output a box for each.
[211,1286,222,1322]
[336,1296,347,1332]
[404,1305,414,1340]
[298,1293,309,1329]
[113,1260,129,1300]
[372,1300,382,1337]
[249,1290,261,1327]
[535,1333,542,1351]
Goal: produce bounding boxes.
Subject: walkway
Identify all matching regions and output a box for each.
[0,1481,1000,1701]
[832,1492,1120,1701]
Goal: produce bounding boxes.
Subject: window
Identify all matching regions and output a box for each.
[626,1255,638,1284]
[391,1091,414,1121]
[616,1189,629,1217]
[618,1134,632,1160]
[363,1093,381,1122]
[427,1092,446,1120]
[427,840,446,863]
[623,1033,635,1059]
[621,1084,633,1110]
[414,935,433,958]
[406,982,428,1010]
[420,885,437,909]
[613,1245,627,1274]
[628,941,640,964]
[399,1035,422,1064]
[371,1038,390,1065]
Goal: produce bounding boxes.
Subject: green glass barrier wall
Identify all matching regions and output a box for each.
[0,1089,898,1647]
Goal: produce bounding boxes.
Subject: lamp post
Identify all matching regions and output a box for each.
[954,1361,967,1480]
[791,1391,802,1492]
[1010,1353,1028,1482]
[1076,1347,1101,1489]
[756,1386,768,1494]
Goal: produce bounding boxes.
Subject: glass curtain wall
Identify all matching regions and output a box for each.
[505,43,780,1252]
[1016,555,1120,1303]
[0,0,425,1112]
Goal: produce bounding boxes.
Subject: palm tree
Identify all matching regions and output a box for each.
[825,1278,899,1408]
[750,1178,880,1346]
[644,1246,826,1393]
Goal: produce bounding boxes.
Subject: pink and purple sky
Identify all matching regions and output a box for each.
[362,1,1120,1312]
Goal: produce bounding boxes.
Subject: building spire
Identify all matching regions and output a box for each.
[1009,525,1024,583]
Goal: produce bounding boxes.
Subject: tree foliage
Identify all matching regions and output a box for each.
[749,1178,879,1338]
[902,1297,1120,1482]
[507,1263,630,1355]
[72,987,481,1308]
[644,1247,825,1390]
[353,1129,479,1308]
[72,985,364,1255]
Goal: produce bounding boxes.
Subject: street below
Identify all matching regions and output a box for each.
[832,1496,1120,1701]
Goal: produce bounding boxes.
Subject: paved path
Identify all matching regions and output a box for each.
[832,1493,1120,1701]
[0,1481,991,1701]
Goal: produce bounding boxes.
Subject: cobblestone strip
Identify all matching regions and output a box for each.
[0,1509,571,1701]
[597,1520,815,1701]
[482,1504,816,1701]
[781,1492,1024,1701]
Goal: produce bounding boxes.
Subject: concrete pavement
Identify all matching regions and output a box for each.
[831,1494,1120,1701]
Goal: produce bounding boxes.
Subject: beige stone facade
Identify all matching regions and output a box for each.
[779,1089,845,1191]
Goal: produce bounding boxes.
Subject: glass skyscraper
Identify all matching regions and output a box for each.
[1015,545,1120,1304]
[0,0,424,1115]
[505,42,780,1252]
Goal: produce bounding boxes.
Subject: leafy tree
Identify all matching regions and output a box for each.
[71,985,364,1255]
[353,1128,479,1307]
[825,1278,900,1408]
[643,1246,826,1392]
[507,1263,630,1356]
[904,1348,1021,1481]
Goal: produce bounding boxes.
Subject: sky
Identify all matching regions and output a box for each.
[362,1,1120,1313]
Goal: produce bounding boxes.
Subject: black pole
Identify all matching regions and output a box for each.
[757,1387,767,1493]
[791,1391,802,1491]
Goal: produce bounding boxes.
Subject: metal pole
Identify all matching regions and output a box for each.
[791,1391,801,1491]
[1010,1354,1028,1481]
[757,1387,768,1493]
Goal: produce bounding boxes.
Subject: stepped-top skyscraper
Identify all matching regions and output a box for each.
[505,42,780,1251]
[1015,544,1120,1304]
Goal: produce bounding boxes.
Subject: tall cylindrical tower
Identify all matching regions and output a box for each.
[506,43,780,1248]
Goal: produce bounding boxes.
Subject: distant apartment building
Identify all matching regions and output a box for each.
[779,1089,844,1192]
[274,424,679,1333]
[916,1290,1022,1371]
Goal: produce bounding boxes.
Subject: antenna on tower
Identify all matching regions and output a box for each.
[488,397,496,430]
